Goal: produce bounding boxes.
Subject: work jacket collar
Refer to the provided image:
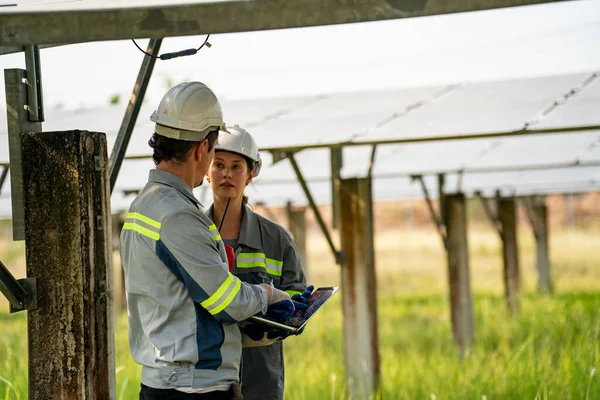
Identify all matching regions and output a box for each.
[149,169,201,208]
[207,203,261,250]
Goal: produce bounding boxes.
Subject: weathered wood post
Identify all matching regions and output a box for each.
[445,193,474,349]
[22,130,116,399]
[498,197,520,314]
[286,202,309,278]
[523,196,552,294]
[339,177,380,399]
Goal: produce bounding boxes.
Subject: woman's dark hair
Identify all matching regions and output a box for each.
[149,129,219,165]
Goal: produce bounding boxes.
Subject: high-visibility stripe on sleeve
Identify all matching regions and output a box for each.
[123,222,160,240]
[286,290,302,296]
[210,278,242,315]
[237,252,283,277]
[208,224,222,242]
[127,212,161,229]
[200,273,241,315]
[122,212,161,240]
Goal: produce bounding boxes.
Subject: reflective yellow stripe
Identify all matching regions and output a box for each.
[127,212,161,229]
[237,262,267,268]
[201,274,235,310]
[237,253,283,277]
[286,290,302,296]
[208,224,221,241]
[240,252,264,258]
[123,222,160,241]
[210,278,241,315]
[266,257,283,267]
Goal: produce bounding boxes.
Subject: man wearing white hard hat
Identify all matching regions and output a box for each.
[120,82,297,400]
[207,126,311,400]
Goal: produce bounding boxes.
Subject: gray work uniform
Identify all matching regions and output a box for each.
[208,204,307,400]
[120,170,269,391]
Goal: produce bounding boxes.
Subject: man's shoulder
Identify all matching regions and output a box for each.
[132,183,202,223]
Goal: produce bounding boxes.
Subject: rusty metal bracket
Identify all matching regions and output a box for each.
[412,174,448,249]
[0,260,37,313]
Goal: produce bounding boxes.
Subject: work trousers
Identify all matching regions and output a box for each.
[140,383,242,400]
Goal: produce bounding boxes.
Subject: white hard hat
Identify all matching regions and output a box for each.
[150,81,229,141]
[216,125,262,177]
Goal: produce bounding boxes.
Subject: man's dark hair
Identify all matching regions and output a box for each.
[149,129,219,165]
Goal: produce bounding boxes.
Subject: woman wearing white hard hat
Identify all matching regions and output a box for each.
[206,125,311,400]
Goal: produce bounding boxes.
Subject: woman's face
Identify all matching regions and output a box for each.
[209,151,252,200]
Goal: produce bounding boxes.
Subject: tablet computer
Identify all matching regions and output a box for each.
[249,286,339,334]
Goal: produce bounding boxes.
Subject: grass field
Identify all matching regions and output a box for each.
[1,218,599,399]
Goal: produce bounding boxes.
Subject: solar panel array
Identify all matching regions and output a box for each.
[1,72,599,218]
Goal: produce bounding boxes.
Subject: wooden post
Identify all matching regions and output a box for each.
[286,202,309,278]
[445,193,474,350]
[524,196,552,294]
[498,197,520,314]
[22,130,116,400]
[339,177,380,399]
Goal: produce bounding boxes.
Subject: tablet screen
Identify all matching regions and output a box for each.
[286,286,339,328]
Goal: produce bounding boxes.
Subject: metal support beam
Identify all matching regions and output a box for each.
[261,124,600,153]
[330,147,342,229]
[24,45,44,123]
[286,201,309,278]
[0,0,568,46]
[498,196,520,315]
[445,193,474,351]
[109,38,162,193]
[4,69,42,240]
[288,153,343,265]
[412,175,447,247]
[339,177,380,399]
[0,260,37,313]
[522,196,553,294]
[22,130,115,399]
[0,166,8,195]
[476,191,502,236]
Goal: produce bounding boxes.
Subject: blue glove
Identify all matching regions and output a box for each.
[243,324,290,344]
[291,285,314,310]
[266,300,295,321]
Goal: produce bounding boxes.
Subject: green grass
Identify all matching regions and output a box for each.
[1,292,598,399]
[1,223,599,399]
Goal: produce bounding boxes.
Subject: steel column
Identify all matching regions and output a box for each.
[109,38,162,193]
[4,69,42,240]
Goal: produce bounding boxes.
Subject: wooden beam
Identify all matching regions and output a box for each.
[523,196,553,293]
[22,130,115,399]
[498,197,520,314]
[445,193,474,350]
[339,177,380,398]
[286,202,309,278]
[0,0,568,46]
